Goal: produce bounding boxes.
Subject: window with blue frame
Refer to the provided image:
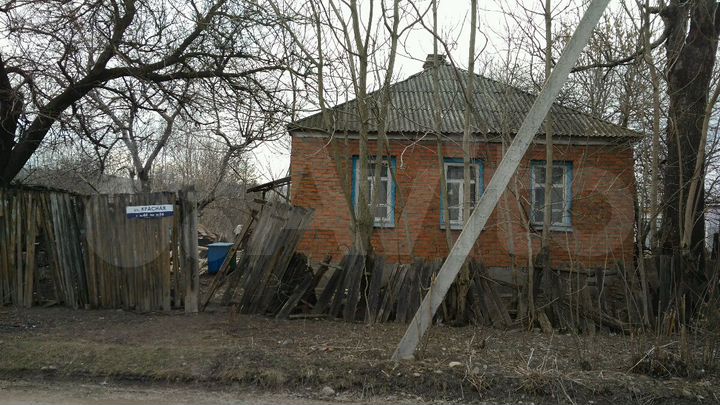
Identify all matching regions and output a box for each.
[530,160,573,229]
[441,159,484,230]
[352,156,396,228]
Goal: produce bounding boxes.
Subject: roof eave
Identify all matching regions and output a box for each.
[289,128,643,144]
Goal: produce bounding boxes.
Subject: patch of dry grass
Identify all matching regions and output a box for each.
[629,343,689,378]
[1,307,719,403]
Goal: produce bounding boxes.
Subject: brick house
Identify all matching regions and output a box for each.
[288,56,641,272]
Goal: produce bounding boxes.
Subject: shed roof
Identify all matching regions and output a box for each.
[289,63,642,140]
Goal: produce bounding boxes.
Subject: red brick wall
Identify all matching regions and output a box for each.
[290,135,636,270]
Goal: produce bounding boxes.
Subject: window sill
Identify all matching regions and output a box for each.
[440,224,482,231]
[532,223,574,233]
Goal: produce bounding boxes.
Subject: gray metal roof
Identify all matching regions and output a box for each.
[289,64,643,139]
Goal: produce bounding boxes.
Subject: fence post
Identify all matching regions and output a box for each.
[180,187,200,313]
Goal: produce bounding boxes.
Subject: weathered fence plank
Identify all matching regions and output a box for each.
[180,187,200,313]
[0,187,198,312]
[229,202,314,314]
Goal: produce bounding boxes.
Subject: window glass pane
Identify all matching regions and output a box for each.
[375,204,388,219]
[534,187,545,207]
[357,157,394,225]
[367,163,375,177]
[367,161,389,177]
[446,163,478,180]
[534,165,545,184]
[552,209,563,224]
[532,208,543,223]
[447,182,461,208]
[529,161,571,226]
[378,180,389,205]
[551,187,564,206]
[447,165,464,180]
[443,161,482,227]
[449,207,460,222]
[366,179,389,221]
[552,166,564,185]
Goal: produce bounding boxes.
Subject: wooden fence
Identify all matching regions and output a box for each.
[203,201,315,313]
[0,186,199,312]
[200,202,513,326]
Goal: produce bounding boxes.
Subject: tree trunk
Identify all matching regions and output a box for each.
[659,0,719,313]
[343,0,373,255]
[645,0,663,253]
[537,0,554,329]
[455,0,478,324]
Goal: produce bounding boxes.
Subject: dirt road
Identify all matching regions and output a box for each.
[0,380,437,405]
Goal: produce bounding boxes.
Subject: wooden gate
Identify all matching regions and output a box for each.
[0,186,199,312]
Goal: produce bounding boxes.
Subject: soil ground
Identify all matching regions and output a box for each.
[0,379,429,405]
[0,305,717,404]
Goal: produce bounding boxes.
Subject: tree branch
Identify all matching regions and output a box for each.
[570,22,670,72]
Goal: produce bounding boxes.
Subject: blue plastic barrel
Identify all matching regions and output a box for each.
[207,242,235,274]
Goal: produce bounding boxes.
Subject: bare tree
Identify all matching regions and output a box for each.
[86,81,186,191]
[0,0,302,185]
[656,0,720,312]
[291,0,422,255]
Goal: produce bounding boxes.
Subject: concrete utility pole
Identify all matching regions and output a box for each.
[392,0,612,361]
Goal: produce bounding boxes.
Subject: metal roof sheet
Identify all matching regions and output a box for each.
[290,64,643,139]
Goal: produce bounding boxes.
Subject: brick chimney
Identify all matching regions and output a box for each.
[423,53,447,69]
